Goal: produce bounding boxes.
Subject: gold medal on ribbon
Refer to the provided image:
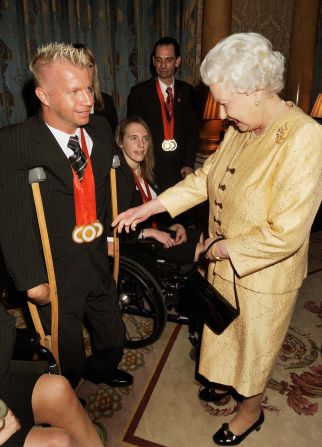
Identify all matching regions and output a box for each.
[72,221,103,244]
[93,221,104,238]
[71,128,104,244]
[72,225,84,244]
[82,224,97,243]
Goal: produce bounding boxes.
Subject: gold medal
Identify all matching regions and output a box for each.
[72,220,103,243]
[82,224,97,243]
[93,221,104,238]
[72,226,84,244]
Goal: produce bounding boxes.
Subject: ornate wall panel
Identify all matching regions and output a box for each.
[231,0,295,96]
[0,0,203,126]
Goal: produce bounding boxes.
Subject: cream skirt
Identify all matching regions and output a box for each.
[198,275,298,397]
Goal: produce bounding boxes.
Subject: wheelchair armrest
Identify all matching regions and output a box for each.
[120,239,158,253]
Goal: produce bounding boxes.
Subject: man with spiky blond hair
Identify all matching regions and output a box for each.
[0,43,132,389]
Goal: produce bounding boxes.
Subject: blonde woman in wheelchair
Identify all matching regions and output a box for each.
[108,116,204,266]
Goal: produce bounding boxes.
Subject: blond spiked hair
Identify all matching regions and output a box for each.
[30,42,88,86]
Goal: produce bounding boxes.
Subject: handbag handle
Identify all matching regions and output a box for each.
[204,236,226,260]
[203,237,240,314]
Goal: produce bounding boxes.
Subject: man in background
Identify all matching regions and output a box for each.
[127,36,199,194]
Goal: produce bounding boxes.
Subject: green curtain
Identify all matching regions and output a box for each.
[0,0,203,127]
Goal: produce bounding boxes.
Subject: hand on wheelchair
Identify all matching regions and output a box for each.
[143,228,176,248]
[169,223,187,245]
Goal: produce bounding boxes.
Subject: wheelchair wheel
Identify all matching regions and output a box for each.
[118,256,167,349]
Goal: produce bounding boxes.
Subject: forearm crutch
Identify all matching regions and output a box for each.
[28,167,60,370]
[110,155,120,283]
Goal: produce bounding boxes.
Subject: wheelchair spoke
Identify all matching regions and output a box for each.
[123,314,153,342]
[118,256,167,349]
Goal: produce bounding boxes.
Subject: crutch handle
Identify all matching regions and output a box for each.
[112,155,120,169]
[29,167,46,184]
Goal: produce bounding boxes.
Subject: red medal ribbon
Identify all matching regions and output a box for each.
[132,170,158,229]
[156,79,174,140]
[132,171,153,203]
[72,128,97,226]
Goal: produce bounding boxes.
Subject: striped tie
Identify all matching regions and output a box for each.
[165,87,174,120]
[67,135,88,181]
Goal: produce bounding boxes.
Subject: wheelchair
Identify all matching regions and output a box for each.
[117,239,202,349]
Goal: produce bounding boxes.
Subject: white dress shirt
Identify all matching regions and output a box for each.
[158,78,175,102]
[46,124,93,158]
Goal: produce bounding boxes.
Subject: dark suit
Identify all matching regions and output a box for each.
[0,114,125,386]
[127,78,199,193]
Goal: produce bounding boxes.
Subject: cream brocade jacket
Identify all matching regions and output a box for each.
[158,105,322,295]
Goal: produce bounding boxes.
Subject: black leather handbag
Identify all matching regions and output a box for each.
[183,238,240,335]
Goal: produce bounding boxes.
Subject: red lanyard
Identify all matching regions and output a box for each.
[72,128,97,225]
[131,170,157,228]
[156,79,174,140]
[131,170,153,203]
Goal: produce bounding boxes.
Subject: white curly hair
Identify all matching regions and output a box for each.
[200,32,285,94]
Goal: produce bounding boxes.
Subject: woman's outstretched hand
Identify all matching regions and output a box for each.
[112,199,166,233]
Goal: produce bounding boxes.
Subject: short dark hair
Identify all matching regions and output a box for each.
[153,37,180,59]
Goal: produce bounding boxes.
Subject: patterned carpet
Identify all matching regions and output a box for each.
[5,232,322,446]
[77,232,322,447]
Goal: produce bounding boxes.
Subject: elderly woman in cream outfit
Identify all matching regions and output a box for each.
[114,33,322,445]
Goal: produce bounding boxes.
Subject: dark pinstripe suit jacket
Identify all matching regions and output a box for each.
[127,78,199,192]
[0,113,115,295]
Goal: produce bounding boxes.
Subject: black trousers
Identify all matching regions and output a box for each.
[39,261,125,387]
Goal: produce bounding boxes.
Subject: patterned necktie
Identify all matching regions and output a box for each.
[165,87,174,120]
[67,135,88,181]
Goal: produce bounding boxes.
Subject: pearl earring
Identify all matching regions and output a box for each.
[255,100,260,106]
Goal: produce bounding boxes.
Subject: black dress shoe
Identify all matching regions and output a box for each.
[105,369,133,387]
[199,386,231,402]
[83,368,133,387]
[213,410,264,445]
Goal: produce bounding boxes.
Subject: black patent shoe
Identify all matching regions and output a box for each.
[213,410,264,445]
[199,386,231,402]
[84,368,133,387]
[105,369,133,387]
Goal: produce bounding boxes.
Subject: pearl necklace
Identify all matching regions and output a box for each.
[250,100,286,138]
